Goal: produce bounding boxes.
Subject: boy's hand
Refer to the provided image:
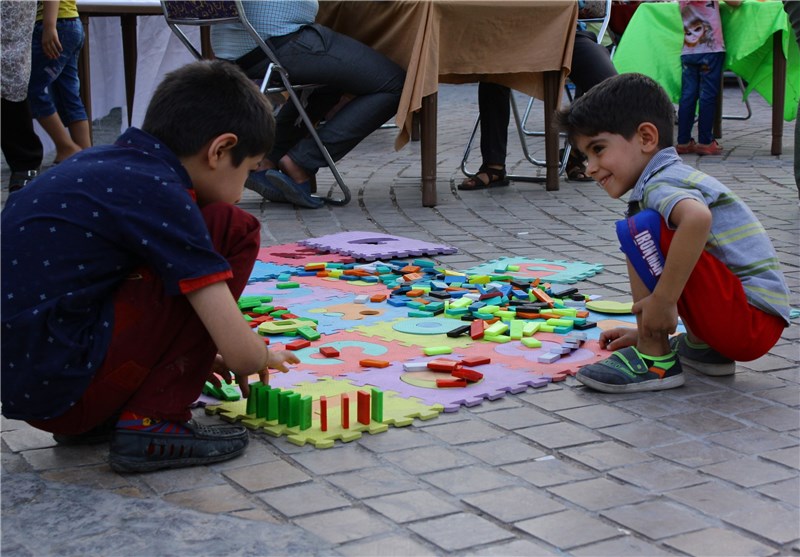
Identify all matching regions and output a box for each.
[266,350,300,373]
[42,26,63,59]
[599,327,638,351]
[633,292,678,340]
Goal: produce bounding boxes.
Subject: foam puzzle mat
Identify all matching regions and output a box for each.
[204,235,664,449]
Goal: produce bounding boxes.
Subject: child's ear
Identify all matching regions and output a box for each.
[206,133,239,169]
[637,122,660,153]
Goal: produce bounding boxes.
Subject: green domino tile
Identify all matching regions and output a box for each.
[278,390,293,424]
[242,314,253,322]
[484,334,511,343]
[371,388,383,422]
[275,282,300,289]
[219,382,241,401]
[424,346,453,356]
[267,387,280,421]
[256,383,270,419]
[408,310,435,318]
[287,393,302,428]
[245,381,261,416]
[300,395,313,431]
[252,305,275,314]
[297,326,321,341]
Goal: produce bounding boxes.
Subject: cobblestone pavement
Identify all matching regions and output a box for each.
[2,83,798,557]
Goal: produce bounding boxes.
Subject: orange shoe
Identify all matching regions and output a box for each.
[694,140,722,156]
[675,140,696,155]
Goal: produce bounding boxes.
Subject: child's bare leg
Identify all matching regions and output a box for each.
[626,258,671,357]
[37,113,81,162]
[68,119,92,149]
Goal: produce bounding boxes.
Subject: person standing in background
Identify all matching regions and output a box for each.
[28,0,91,165]
[1,0,44,192]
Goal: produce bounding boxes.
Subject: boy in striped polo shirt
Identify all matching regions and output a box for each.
[556,73,791,393]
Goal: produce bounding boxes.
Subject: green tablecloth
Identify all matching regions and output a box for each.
[613,0,800,121]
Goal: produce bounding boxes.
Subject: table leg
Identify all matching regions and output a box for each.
[78,15,93,143]
[121,15,138,127]
[543,70,560,192]
[772,31,786,156]
[420,92,438,207]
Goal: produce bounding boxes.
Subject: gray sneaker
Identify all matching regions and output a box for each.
[670,334,735,376]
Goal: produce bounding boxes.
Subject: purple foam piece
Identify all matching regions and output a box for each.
[344,357,551,412]
[299,231,457,261]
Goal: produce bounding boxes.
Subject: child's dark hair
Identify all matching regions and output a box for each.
[556,73,674,149]
[142,60,274,166]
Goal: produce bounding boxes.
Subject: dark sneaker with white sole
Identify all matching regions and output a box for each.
[576,346,684,393]
[264,169,325,209]
[109,419,249,473]
[670,334,735,376]
[245,171,287,202]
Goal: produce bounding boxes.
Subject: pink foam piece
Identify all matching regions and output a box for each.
[299,232,457,261]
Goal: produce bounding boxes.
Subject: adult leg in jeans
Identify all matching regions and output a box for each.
[695,52,723,145]
[677,55,701,145]
[267,24,405,183]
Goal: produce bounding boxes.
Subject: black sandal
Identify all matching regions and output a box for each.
[458,164,509,190]
[564,150,594,182]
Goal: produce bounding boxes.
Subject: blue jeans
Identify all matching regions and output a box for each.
[677,51,724,145]
[241,24,405,173]
[28,18,87,124]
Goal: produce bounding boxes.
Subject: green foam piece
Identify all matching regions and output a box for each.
[297,326,321,341]
[278,390,293,424]
[276,282,300,289]
[300,395,313,431]
[287,393,301,427]
[267,388,280,421]
[371,388,384,422]
[424,346,453,356]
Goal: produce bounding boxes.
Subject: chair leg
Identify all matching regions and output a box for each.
[722,75,752,121]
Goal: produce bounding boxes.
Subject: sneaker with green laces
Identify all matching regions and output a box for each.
[576,346,684,393]
[669,334,735,376]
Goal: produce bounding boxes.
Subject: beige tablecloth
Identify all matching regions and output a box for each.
[317,0,578,150]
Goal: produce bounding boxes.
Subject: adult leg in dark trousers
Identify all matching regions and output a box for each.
[1,97,43,192]
[463,30,618,189]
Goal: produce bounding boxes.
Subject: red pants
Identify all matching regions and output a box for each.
[656,220,783,361]
[30,203,260,435]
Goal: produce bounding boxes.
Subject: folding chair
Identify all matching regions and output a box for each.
[160,0,351,206]
[460,0,612,183]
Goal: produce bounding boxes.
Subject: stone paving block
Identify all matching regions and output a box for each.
[723,502,800,544]
[338,534,438,557]
[756,476,800,506]
[515,422,603,449]
[290,445,381,475]
[700,457,797,488]
[517,388,597,411]
[754,386,800,407]
[648,440,741,468]
[422,464,517,495]
[600,421,691,449]
[20,444,109,471]
[208,438,282,471]
[706,427,796,454]
[40,464,133,490]
[601,500,710,540]
[663,527,780,557]
[462,486,565,522]
[460,438,547,466]
[464,539,558,556]
[382,445,477,475]
[422,420,507,445]
[737,406,800,432]
[570,536,675,556]
[362,489,460,523]
[688,391,773,415]
[555,404,639,429]
[559,441,653,471]
[294,508,394,545]
[140,464,226,495]
[230,508,282,523]
[408,513,515,552]
[356,427,438,453]
[607,459,706,492]
[476,407,557,430]
[466,396,523,413]
[547,477,649,512]
[223,459,311,492]
[725,372,791,392]
[502,456,595,488]
[660,410,746,436]
[326,466,420,498]
[258,482,351,517]
[163,484,256,514]
[760,445,800,469]
[667,482,779,519]
[515,509,621,549]
[613,397,697,419]
[2,426,58,452]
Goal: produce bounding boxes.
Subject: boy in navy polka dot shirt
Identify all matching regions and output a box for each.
[1,60,299,473]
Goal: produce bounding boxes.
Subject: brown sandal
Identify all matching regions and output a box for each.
[458,165,509,190]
